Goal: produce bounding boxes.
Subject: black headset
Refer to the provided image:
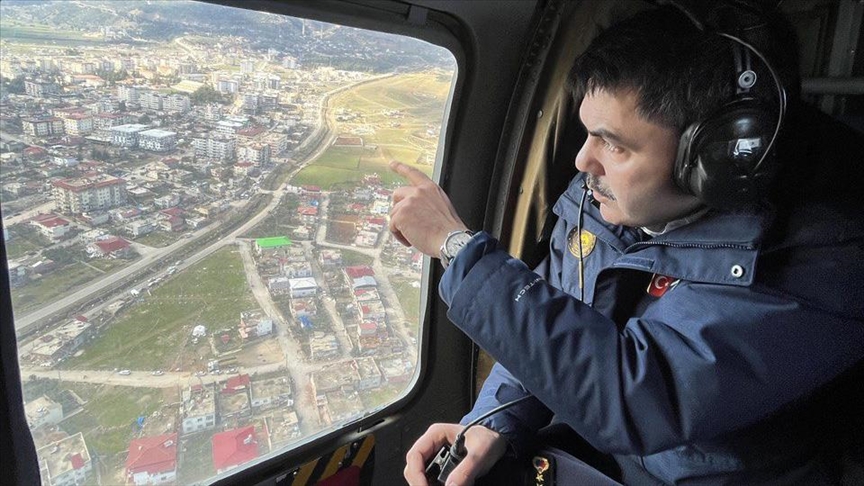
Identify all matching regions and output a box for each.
[668,1,787,209]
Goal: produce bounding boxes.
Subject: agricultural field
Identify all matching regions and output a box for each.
[60,246,261,371]
[0,21,105,46]
[293,70,452,188]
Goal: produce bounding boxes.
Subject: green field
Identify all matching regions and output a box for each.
[61,246,259,371]
[294,71,451,188]
[390,277,421,326]
[4,233,45,259]
[0,23,105,46]
[133,231,182,248]
[11,263,104,315]
[58,383,166,479]
[341,249,375,267]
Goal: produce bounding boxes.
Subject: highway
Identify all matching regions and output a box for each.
[12,75,392,334]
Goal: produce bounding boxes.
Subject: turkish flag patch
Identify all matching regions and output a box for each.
[647,274,679,297]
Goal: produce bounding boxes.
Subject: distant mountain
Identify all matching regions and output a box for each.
[0,0,455,72]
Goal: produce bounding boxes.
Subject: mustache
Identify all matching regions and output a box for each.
[585,174,615,201]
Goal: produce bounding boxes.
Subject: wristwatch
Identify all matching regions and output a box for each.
[439,230,475,269]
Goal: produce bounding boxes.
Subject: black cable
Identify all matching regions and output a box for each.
[577,183,589,303]
[715,31,787,173]
[450,394,534,457]
[662,0,788,174]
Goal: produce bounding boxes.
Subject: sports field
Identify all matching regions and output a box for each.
[293,70,453,188]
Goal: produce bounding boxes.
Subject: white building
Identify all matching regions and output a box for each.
[193,135,235,161]
[117,84,140,104]
[22,117,64,137]
[138,129,177,152]
[237,142,270,165]
[139,90,163,111]
[289,277,317,298]
[24,396,64,429]
[126,220,156,237]
[30,215,72,240]
[37,433,93,486]
[216,119,245,136]
[110,124,149,148]
[181,385,217,435]
[216,78,239,94]
[164,93,191,112]
[60,113,93,136]
[53,174,126,215]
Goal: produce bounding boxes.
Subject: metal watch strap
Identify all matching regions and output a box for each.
[439,230,475,269]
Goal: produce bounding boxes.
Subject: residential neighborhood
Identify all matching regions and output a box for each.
[2,1,454,484]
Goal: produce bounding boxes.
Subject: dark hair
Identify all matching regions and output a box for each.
[568,2,799,133]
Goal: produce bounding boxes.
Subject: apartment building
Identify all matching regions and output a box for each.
[52,174,126,215]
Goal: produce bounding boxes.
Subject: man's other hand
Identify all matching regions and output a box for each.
[404,423,508,486]
[389,161,468,258]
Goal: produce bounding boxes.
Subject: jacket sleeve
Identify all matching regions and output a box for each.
[440,231,864,456]
[442,231,566,456]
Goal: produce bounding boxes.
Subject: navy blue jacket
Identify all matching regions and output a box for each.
[441,170,864,484]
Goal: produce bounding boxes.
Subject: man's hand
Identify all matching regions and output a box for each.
[389,161,468,258]
[404,423,508,486]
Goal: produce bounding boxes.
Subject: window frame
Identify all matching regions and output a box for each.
[0,0,546,484]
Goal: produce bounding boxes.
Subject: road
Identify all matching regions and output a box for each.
[13,75,391,333]
[237,240,320,430]
[312,191,418,366]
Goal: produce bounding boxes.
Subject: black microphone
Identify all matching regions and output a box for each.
[425,395,533,484]
[576,179,590,301]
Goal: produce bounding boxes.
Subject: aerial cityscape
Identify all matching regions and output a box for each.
[0,1,455,484]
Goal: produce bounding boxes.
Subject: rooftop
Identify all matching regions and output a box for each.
[212,426,258,472]
[37,432,90,481]
[125,433,177,477]
[139,129,177,138]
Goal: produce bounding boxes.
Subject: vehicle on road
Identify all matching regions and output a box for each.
[117,370,131,376]
[151,370,164,376]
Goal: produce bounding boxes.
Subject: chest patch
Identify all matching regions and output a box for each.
[647,273,680,297]
[567,227,596,259]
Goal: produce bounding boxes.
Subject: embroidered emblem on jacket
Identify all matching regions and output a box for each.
[567,227,596,258]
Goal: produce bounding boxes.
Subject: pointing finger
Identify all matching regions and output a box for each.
[390,160,432,186]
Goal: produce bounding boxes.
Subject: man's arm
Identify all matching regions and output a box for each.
[438,217,561,456]
[442,231,864,455]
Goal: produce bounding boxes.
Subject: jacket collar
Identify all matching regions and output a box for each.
[553,174,772,286]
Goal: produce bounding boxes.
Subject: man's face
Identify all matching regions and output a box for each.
[575,89,701,228]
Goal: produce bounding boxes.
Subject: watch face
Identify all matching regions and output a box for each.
[445,231,473,256]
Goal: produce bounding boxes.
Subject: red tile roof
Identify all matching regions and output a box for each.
[222,374,250,395]
[212,426,258,471]
[34,216,70,228]
[94,237,130,254]
[126,433,178,477]
[69,453,86,470]
[345,266,374,279]
[160,207,184,217]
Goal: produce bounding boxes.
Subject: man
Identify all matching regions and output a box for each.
[392,4,864,485]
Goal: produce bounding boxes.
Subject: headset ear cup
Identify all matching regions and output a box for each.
[674,123,701,196]
[678,99,777,209]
